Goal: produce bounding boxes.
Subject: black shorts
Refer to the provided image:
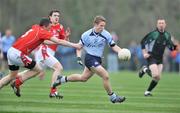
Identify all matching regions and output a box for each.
[84,54,102,69]
[147,56,163,66]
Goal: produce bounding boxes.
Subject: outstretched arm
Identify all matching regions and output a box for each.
[43,40,56,45]
[50,36,81,49]
[111,45,122,53]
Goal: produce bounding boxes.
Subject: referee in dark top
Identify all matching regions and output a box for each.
[139,19,177,96]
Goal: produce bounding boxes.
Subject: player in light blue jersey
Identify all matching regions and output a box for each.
[53,15,126,103]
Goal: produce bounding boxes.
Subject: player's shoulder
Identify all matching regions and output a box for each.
[164,31,171,40]
[36,25,51,35]
[58,23,64,29]
[82,28,93,37]
[149,29,158,35]
[32,24,40,30]
[101,29,111,36]
[164,31,171,36]
[100,29,112,40]
[146,29,159,38]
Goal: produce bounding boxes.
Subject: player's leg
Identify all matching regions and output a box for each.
[0,69,18,89]
[67,67,94,82]
[40,54,63,98]
[37,70,45,80]
[138,65,152,78]
[92,65,126,103]
[34,46,47,80]
[17,63,42,82]
[53,67,93,87]
[49,62,63,98]
[52,54,97,87]
[51,67,93,99]
[144,64,160,96]
[0,47,20,89]
[91,66,112,94]
[157,64,163,76]
[11,62,43,97]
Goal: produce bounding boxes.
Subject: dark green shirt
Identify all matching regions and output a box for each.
[141,29,176,60]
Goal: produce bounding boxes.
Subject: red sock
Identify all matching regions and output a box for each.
[15,76,23,87]
[50,87,57,93]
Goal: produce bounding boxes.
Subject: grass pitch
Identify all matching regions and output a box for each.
[0,70,179,113]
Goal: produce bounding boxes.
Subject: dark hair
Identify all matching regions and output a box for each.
[49,9,60,16]
[39,18,51,27]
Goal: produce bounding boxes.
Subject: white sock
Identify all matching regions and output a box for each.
[143,67,148,72]
[60,76,67,84]
[110,93,116,101]
[145,91,151,94]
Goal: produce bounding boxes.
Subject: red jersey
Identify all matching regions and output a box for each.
[13,25,52,55]
[47,23,66,51]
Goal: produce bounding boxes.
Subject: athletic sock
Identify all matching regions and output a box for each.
[61,76,67,84]
[145,68,152,77]
[147,80,158,92]
[50,87,57,93]
[52,76,67,88]
[15,76,23,87]
[108,92,114,96]
[108,92,117,101]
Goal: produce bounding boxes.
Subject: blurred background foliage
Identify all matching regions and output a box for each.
[0,0,180,45]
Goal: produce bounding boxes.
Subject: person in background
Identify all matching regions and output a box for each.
[0,32,4,79]
[138,19,177,96]
[1,29,15,71]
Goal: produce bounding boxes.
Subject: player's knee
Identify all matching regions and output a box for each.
[53,63,63,72]
[103,75,109,81]
[9,73,17,79]
[153,75,161,81]
[33,63,43,72]
[80,77,88,82]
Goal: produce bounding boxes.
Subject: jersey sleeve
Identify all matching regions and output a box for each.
[105,32,115,47]
[39,30,52,40]
[79,33,86,46]
[141,32,152,49]
[166,33,177,51]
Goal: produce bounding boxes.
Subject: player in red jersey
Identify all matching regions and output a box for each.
[0,18,81,95]
[11,10,71,98]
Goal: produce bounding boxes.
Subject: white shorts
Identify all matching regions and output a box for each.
[7,47,32,67]
[34,45,58,69]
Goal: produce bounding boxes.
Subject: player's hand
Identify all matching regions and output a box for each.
[77,57,83,66]
[73,43,82,49]
[143,53,150,59]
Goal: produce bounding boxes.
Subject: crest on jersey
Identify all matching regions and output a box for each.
[95,62,99,65]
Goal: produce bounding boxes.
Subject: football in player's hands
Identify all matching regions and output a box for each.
[118,48,131,61]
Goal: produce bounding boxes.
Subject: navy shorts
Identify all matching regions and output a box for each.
[84,54,102,69]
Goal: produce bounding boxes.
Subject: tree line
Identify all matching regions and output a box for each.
[0,0,180,45]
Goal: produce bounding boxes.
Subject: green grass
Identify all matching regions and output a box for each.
[0,70,179,113]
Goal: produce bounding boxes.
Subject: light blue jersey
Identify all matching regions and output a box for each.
[79,28,115,57]
[2,35,15,52]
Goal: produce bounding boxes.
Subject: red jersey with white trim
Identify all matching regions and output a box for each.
[13,25,52,55]
[47,23,65,51]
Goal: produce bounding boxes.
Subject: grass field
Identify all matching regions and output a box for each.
[0,70,179,113]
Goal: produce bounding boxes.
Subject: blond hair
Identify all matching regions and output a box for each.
[93,15,106,24]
